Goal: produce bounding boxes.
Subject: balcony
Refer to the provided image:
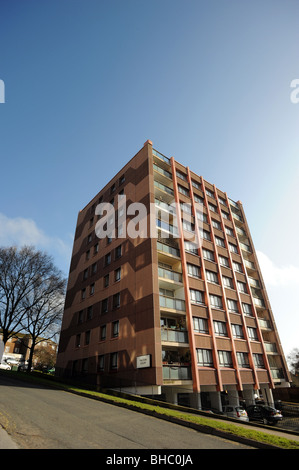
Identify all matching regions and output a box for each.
[161,327,189,344]
[153,163,172,180]
[244,259,255,272]
[157,241,180,258]
[264,342,278,354]
[158,266,183,284]
[153,148,170,165]
[159,295,186,312]
[270,368,285,380]
[253,297,265,309]
[258,318,272,330]
[163,365,192,380]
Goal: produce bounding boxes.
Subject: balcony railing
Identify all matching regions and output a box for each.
[159,295,186,311]
[154,180,174,196]
[163,365,192,380]
[158,267,182,283]
[153,163,172,180]
[157,241,180,258]
[156,218,179,236]
[153,148,170,164]
[264,342,278,353]
[258,318,272,330]
[161,328,188,343]
[253,297,265,309]
[244,259,255,270]
[270,368,285,379]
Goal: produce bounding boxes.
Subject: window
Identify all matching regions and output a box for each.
[222,211,230,220]
[196,211,208,223]
[205,189,214,198]
[233,261,242,273]
[98,354,105,371]
[104,274,109,287]
[218,350,233,368]
[209,295,223,309]
[110,352,118,370]
[190,289,204,305]
[227,299,239,313]
[225,227,234,237]
[193,317,209,334]
[176,170,187,181]
[119,174,125,185]
[194,194,204,204]
[237,281,247,294]
[219,255,229,267]
[86,250,90,260]
[105,253,111,266]
[212,220,221,230]
[237,352,250,368]
[115,244,122,259]
[229,243,238,254]
[87,233,92,244]
[90,283,95,295]
[85,330,91,345]
[110,183,116,194]
[187,263,200,278]
[83,269,88,280]
[192,180,201,190]
[113,292,120,309]
[112,320,119,338]
[101,298,108,314]
[247,327,259,341]
[94,243,99,254]
[183,220,195,232]
[242,303,253,316]
[253,354,265,368]
[100,325,106,341]
[178,185,189,196]
[232,324,244,339]
[91,262,97,274]
[87,305,93,320]
[184,240,198,254]
[206,270,218,284]
[81,288,86,300]
[197,348,213,367]
[202,249,215,262]
[213,321,227,336]
[208,203,217,213]
[75,334,81,348]
[78,310,83,324]
[215,236,225,247]
[115,267,121,282]
[200,229,211,241]
[218,196,226,206]
[223,276,234,289]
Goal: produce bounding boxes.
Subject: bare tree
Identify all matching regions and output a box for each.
[21,272,66,372]
[287,348,299,376]
[0,246,66,363]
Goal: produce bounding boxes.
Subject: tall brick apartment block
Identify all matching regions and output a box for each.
[56,140,291,410]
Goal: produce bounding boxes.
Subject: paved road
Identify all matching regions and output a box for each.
[0,374,253,450]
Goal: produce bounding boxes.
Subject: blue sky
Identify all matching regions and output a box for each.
[0,0,299,358]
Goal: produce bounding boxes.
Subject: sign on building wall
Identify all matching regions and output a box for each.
[136,354,151,369]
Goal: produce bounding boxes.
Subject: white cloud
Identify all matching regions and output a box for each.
[0,213,72,272]
[257,250,299,287]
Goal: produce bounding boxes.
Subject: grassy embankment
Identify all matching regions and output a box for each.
[3,370,299,450]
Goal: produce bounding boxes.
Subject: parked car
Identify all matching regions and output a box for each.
[0,361,11,370]
[246,405,283,425]
[222,405,249,422]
